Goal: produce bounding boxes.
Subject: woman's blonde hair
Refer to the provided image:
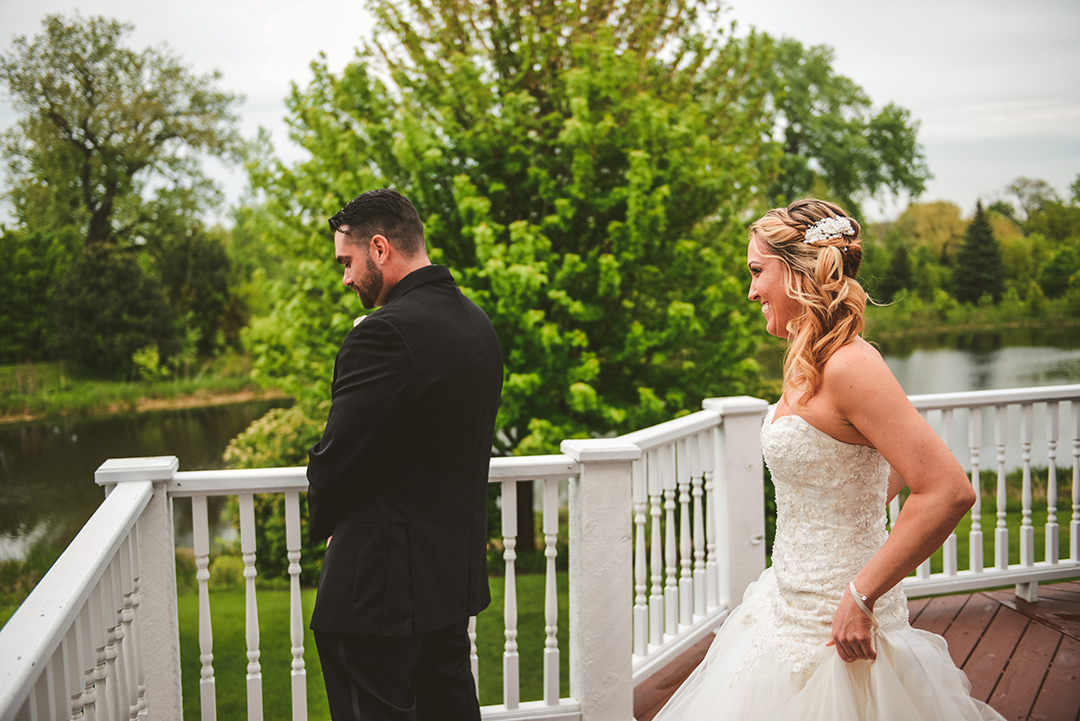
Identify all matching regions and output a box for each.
[750,198,867,408]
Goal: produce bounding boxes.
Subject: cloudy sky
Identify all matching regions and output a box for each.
[1,0,1077,222]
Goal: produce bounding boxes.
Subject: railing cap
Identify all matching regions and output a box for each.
[96,455,179,485]
[560,438,642,462]
[702,396,771,416]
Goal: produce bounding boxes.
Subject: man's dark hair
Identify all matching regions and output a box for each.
[329,189,426,257]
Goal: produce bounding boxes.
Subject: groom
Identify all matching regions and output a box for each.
[307,188,503,720]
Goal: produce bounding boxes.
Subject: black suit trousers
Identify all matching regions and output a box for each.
[314,618,481,721]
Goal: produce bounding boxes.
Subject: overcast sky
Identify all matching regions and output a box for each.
[1,0,1077,223]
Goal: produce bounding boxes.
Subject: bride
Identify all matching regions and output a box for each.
[651,199,1005,719]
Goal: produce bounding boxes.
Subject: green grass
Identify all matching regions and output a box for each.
[924,503,1074,574]
[176,572,570,719]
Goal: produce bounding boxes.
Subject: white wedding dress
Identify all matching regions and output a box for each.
[651,406,1005,720]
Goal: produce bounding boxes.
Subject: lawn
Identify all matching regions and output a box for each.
[176,572,569,720]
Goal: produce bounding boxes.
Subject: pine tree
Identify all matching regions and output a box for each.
[877,244,913,301]
[953,202,1006,304]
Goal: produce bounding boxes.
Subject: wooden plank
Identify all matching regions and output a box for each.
[907,597,931,622]
[633,633,713,721]
[986,587,1080,642]
[942,595,1001,668]
[962,605,1029,702]
[986,621,1059,720]
[909,593,969,636]
[1028,634,1080,721]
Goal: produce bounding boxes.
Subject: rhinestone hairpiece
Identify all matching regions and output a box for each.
[803,216,854,244]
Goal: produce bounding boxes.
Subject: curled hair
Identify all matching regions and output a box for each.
[750,199,867,408]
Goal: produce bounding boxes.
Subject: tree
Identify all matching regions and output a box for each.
[876,244,913,302]
[0,13,242,247]
[0,225,80,363]
[1070,173,1080,205]
[764,39,931,215]
[246,0,772,454]
[1007,177,1060,222]
[50,244,178,377]
[1037,247,1080,299]
[953,202,1006,304]
[891,201,967,265]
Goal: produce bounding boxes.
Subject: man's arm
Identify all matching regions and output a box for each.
[307,316,412,540]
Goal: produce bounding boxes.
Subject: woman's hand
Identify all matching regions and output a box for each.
[826,592,876,662]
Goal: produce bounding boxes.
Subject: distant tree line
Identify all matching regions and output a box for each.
[862,176,1080,323]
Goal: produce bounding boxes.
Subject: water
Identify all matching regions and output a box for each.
[2,329,1079,563]
[0,400,288,562]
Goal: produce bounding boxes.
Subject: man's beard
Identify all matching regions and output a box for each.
[356,253,383,309]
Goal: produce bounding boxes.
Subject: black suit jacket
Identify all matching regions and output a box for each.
[307,264,503,636]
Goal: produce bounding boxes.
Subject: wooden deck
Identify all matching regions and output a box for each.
[634,580,1080,721]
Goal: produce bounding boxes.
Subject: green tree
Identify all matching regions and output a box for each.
[245,0,773,454]
[1007,177,1060,222]
[764,39,931,214]
[1037,247,1080,299]
[876,244,913,301]
[0,225,80,363]
[155,228,247,356]
[953,202,1006,304]
[1069,173,1080,205]
[49,244,178,377]
[0,13,242,247]
[891,201,967,265]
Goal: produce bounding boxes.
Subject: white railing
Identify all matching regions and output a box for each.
[900,385,1080,600]
[0,456,183,721]
[4,387,1078,721]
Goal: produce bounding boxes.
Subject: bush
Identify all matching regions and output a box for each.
[224,406,326,584]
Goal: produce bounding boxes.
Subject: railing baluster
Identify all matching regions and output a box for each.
[284,492,307,721]
[690,434,706,616]
[47,641,64,720]
[64,625,81,721]
[83,605,98,720]
[940,409,959,576]
[647,450,664,646]
[239,494,264,721]
[995,405,1010,570]
[1071,400,1080,563]
[501,480,520,709]
[102,560,122,721]
[127,523,146,718]
[701,430,719,609]
[631,458,648,657]
[468,616,479,700]
[118,537,138,721]
[192,495,217,721]
[89,587,108,721]
[1046,401,1060,565]
[969,407,984,574]
[661,443,678,635]
[542,478,560,705]
[1017,403,1038,601]
[677,438,693,626]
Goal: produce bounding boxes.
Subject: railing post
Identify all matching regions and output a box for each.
[702,397,769,607]
[561,438,641,721]
[96,456,182,721]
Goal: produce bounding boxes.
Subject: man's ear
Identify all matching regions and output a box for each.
[370,234,391,264]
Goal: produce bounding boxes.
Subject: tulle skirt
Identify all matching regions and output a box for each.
[652,570,1005,720]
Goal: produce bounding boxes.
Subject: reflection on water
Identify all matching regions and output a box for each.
[0,400,289,561]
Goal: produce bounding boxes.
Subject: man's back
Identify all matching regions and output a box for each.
[308,265,503,635]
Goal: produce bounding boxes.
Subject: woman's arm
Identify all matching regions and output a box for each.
[823,341,975,662]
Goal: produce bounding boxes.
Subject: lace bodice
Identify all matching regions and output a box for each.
[749,406,908,672]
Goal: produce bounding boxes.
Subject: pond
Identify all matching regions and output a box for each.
[0,399,289,562]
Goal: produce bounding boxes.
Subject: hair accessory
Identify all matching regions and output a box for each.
[804,216,854,244]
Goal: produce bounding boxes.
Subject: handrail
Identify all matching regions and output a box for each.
[0,480,153,719]
[908,383,1080,410]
